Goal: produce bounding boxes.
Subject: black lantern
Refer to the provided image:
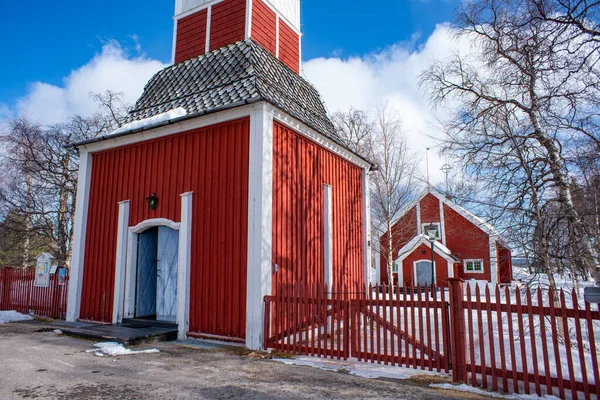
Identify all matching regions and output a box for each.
[146,193,159,210]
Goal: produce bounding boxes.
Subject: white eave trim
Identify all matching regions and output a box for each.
[271,108,372,170]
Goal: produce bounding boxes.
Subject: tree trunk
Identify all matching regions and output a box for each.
[529,111,600,284]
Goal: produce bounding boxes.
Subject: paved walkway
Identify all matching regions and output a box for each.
[0,320,492,400]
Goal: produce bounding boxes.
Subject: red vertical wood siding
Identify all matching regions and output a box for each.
[497,245,513,283]
[272,122,365,296]
[379,206,418,284]
[443,204,491,281]
[278,20,300,73]
[210,0,247,52]
[175,9,208,64]
[251,0,277,55]
[80,119,250,339]
[419,193,441,225]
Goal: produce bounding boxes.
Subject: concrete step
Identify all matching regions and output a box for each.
[61,323,178,345]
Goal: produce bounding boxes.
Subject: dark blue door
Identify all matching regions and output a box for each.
[136,228,158,318]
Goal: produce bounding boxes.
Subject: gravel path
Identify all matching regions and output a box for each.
[0,320,493,400]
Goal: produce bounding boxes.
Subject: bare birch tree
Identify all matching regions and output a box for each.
[421,0,600,284]
[369,103,419,286]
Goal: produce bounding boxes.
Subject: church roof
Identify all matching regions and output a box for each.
[127,39,337,136]
[73,39,372,166]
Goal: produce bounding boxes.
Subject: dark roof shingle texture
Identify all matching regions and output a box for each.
[126,39,337,139]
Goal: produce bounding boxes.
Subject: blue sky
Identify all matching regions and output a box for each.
[0,0,458,108]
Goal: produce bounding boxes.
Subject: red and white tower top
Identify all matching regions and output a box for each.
[173,0,302,73]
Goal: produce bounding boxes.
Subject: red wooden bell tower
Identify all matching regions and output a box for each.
[173,0,301,73]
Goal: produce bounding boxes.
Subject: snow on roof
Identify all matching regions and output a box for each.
[396,234,459,263]
[108,108,188,136]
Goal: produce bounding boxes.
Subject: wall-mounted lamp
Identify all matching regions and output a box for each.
[146,193,159,210]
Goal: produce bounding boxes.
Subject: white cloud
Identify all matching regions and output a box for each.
[15,41,167,126]
[303,24,471,184]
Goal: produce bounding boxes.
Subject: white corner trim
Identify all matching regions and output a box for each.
[362,170,371,292]
[489,239,498,284]
[112,200,130,324]
[324,184,333,296]
[275,17,280,58]
[416,202,422,235]
[78,104,258,154]
[177,192,193,340]
[66,152,93,322]
[172,19,179,65]
[130,218,181,234]
[174,0,225,20]
[448,260,454,279]
[271,108,371,170]
[205,6,212,53]
[246,0,253,38]
[246,104,274,350]
[439,200,447,245]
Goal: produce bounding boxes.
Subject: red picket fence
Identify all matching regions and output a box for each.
[264,279,600,400]
[459,281,600,400]
[0,267,69,319]
[264,282,451,373]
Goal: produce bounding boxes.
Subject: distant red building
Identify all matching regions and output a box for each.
[66,0,372,350]
[379,191,512,287]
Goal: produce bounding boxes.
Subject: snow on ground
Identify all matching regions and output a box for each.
[431,383,561,399]
[0,311,33,324]
[275,356,447,381]
[86,342,160,357]
[109,108,187,136]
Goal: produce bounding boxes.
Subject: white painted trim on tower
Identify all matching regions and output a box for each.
[205,6,212,53]
[66,151,93,322]
[177,192,193,340]
[324,184,333,295]
[174,0,225,20]
[112,200,130,324]
[172,19,179,64]
[246,103,274,350]
[246,0,253,38]
[275,17,280,58]
[261,0,301,35]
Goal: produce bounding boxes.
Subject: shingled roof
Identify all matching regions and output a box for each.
[125,39,337,140]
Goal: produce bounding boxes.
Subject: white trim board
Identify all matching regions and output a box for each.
[245,103,274,350]
[77,102,371,171]
[66,152,93,322]
[272,108,372,170]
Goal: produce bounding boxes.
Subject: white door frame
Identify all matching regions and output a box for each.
[113,193,193,341]
[413,259,436,287]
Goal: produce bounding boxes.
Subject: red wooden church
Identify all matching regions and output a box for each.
[66,0,372,349]
[379,190,512,287]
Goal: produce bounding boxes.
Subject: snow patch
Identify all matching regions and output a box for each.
[430,383,560,399]
[275,356,446,381]
[0,311,34,324]
[109,108,187,136]
[86,342,160,357]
